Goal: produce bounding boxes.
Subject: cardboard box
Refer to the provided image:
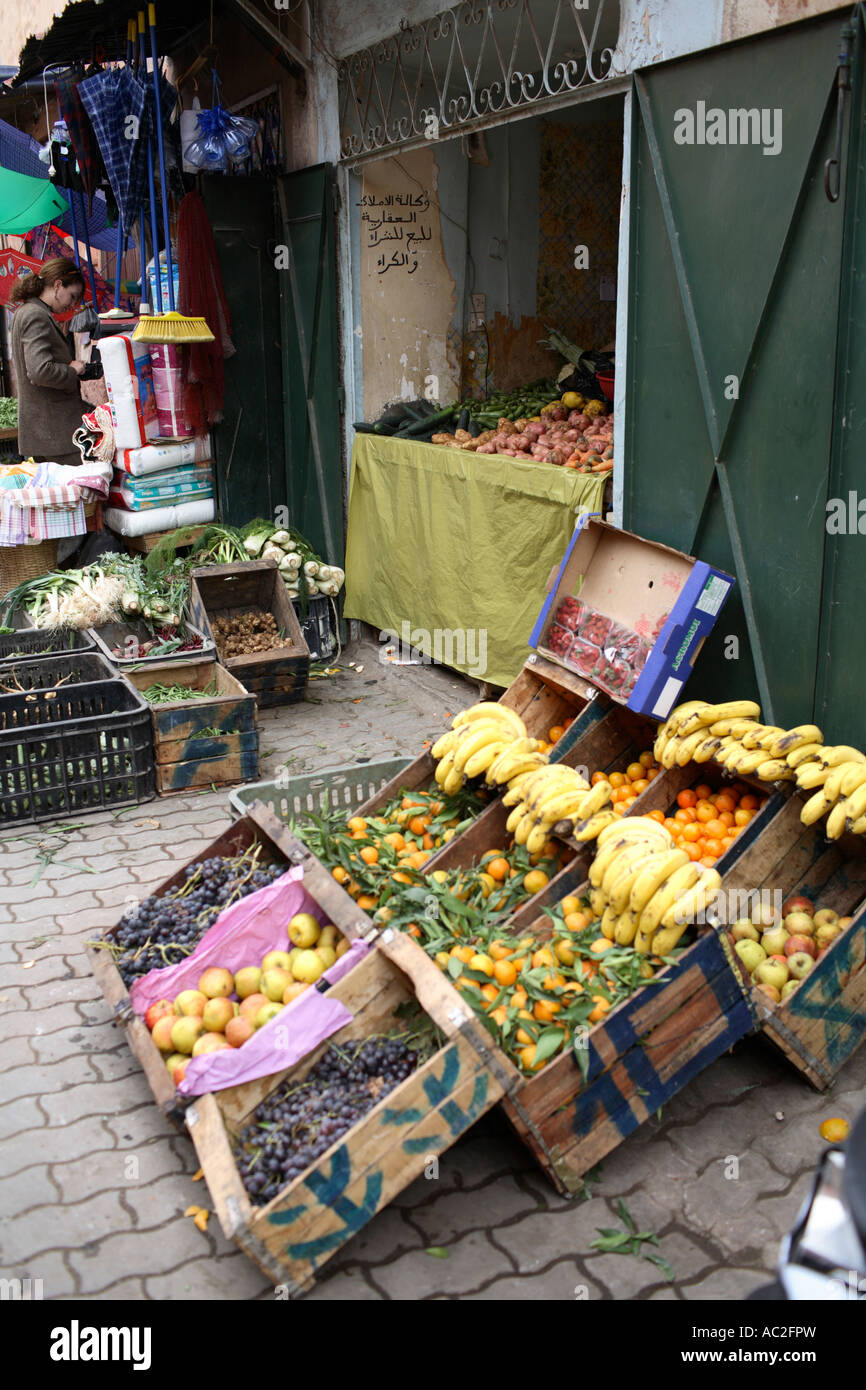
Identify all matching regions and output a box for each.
[529,518,733,719]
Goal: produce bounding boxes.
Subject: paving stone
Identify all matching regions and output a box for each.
[0,1115,114,1175]
[407,1174,540,1246]
[54,1276,148,1301]
[494,1199,613,1272]
[20,976,100,1009]
[102,1104,185,1150]
[583,1248,675,1299]
[41,1074,158,1125]
[0,1096,45,1141]
[324,1203,421,1267]
[3,892,96,924]
[371,1229,512,1299]
[465,1257,603,1301]
[67,1219,204,1294]
[0,1187,128,1264]
[0,1165,58,1214]
[304,1264,388,1301]
[0,1052,102,1103]
[51,1141,185,1204]
[681,1265,772,1299]
[680,1150,799,1257]
[143,1253,270,1301]
[4,1249,76,1299]
[120,1170,207,1229]
[89,1046,149,1084]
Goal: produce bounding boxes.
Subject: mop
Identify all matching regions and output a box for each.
[133,3,212,345]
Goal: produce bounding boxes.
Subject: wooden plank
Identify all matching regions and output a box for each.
[185,1092,253,1239]
[189,563,311,676]
[156,745,261,793]
[355,752,435,817]
[155,727,259,765]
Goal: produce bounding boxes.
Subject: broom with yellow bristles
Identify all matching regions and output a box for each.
[133,4,213,345]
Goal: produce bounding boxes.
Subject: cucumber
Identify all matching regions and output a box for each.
[403,405,458,436]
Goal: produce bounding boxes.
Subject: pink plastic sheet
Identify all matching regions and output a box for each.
[127,868,369,1096]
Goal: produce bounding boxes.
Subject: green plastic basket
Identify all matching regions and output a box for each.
[228,756,414,823]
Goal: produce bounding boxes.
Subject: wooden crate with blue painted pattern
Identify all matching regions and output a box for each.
[499,907,758,1196]
[714,792,866,1090]
[185,939,514,1295]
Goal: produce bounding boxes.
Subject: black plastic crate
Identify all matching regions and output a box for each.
[0,680,155,824]
[0,651,115,690]
[90,619,215,669]
[0,625,97,665]
[292,595,336,662]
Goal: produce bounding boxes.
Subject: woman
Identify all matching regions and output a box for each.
[10,257,88,467]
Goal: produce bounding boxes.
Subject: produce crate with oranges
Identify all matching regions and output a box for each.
[85,804,376,1124]
[185,941,516,1295]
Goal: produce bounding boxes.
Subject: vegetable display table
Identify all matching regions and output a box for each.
[343,434,606,687]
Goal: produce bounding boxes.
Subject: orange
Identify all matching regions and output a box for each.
[686,843,704,862]
[560,895,582,916]
[647,808,666,824]
[548,725,565,743]
[564,911,591,931]
[645,767,659,782]
[489,939,513,961]
[383,832,405,851]
[819,1117,850,1143]
[409,816,429,837]
[512,988,528,1009]
[590,770,606,785]
[533,999,562,1022]
[408,850,431,870]
[402,796,426,809]
[480,983,499,1003]
[734,808,753,827]
[468,953,495,976]
[740,793,759,810]
[347,816,367,833]
[588,996,612,1024]
[487,857,510,882]
[541,971,567,991]
[715,793,737,814]
[676,789,697,809]
[694,783,713,801]
[331,865,350,884]
[639,751,656,769]
[519,1044,547,1072]
[392,871,414,885]
[450,944,474,964]
[663,818,680,835]
[590,938,613,954]
[631,778,649,795]
[696,804,715,823]
[523,869,550,895]
[717,810,735,828]
[422,833,435,850]
[360,846,379,865]
[675,809,693,824]
[705,818,726,840]
[350,830,367,841]
[720,836,735,851]
[562,981,583,995]
[493,959,518,987]
[703,839,722,858]
[682,822,701,842]
[510,955,528,974]
[700,856,717,869]
[515,1027,536,1046]
[531,947,556,969]
[356,894,379,912]
[626,762,643,782]
[490,1006,508,1028]
[406,923,422,939]
[609,771,626,789]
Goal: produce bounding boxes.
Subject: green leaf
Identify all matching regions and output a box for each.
[425,1247,449,1259]
[617,1199,636,1233]
[591,1231,632,1251]
[573,1034,590,1085]
[447,957,463,980]
[532,1026,566,1065]
[640,1249,674,1281]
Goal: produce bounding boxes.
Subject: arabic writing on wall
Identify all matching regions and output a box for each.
[360,190,433,275]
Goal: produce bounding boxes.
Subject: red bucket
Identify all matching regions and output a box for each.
[597,371,615,401]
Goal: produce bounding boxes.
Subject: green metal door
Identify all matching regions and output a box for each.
[277,164,344,566]
[624,11,861,739]
[201,175,286,525]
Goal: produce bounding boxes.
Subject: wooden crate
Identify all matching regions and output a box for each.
[354,655,595,820]
[714,793,866,1089]
[189,561,310,708]
[85,806,374,1125]
[497,897,757,1194]
[185,938,517,1295]
[124,661,259,794]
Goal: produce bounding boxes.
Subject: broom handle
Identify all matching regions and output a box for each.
[138,12,163,315]
[78,191,100,310]
[66,189,83,270]
[148,2,176,313]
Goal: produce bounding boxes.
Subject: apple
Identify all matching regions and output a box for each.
[735,939,767,974]
[198,966,234,999]
[318,925,338,949]
[174,989,207,1018]
[239,992,270,1021]
[730,919,760,943]
[783,911,815,937]
[192,1032,232,1056]
[782,895,813,917]
[315,945,337,969]
[202,997,235,1032]
[751,902,781,930]
[781,979,801,1000]
[254,1001,283,1029]
[145,999,174,1031]
[262,967,294,1002]
[164,1051,187,1075]
[813,908,840,931]
[784,934,817,960]
[151,1015,179,1052]
[172,1060,189,1086]
[755,982,781,1004]
[335,938,351,958]
[760,925,790,957]
[754,958,790,991]
[234,966,262,999]
[787,952,815,981]
[226,1016,255,1048]
[170,1016,205,1054]
[815,921,843,950]
[282,981,310,1005]
[838,916,853,930]
[291,949,326,983]
[288,913,321,948]
[261,950,293,973]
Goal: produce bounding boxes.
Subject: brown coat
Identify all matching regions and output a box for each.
[10,298,85,459]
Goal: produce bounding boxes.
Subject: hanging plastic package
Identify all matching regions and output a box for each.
[99,333,159,447]
[184,104,259,171]
[149,343,190,437]
[180,94,204,174]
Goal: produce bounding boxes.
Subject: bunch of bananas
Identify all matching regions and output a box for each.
[588,817,722,957]
[796,745,866,838]
[654,699,826,784]
[502,764,616,855]
[431,702,548,796]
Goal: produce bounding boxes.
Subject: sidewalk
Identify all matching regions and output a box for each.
[1,637,860,1301]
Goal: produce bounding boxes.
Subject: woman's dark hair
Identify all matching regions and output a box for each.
[10,256,85,305]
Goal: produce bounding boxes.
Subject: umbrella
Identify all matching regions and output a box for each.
[0,117,117,252]
[0,166,68,235]
[78,66,148,237]
[55,71,106,214]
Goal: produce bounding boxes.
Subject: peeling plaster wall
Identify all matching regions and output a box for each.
[2,0,65,67]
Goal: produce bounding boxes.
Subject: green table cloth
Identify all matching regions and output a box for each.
[343,435,606,688]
